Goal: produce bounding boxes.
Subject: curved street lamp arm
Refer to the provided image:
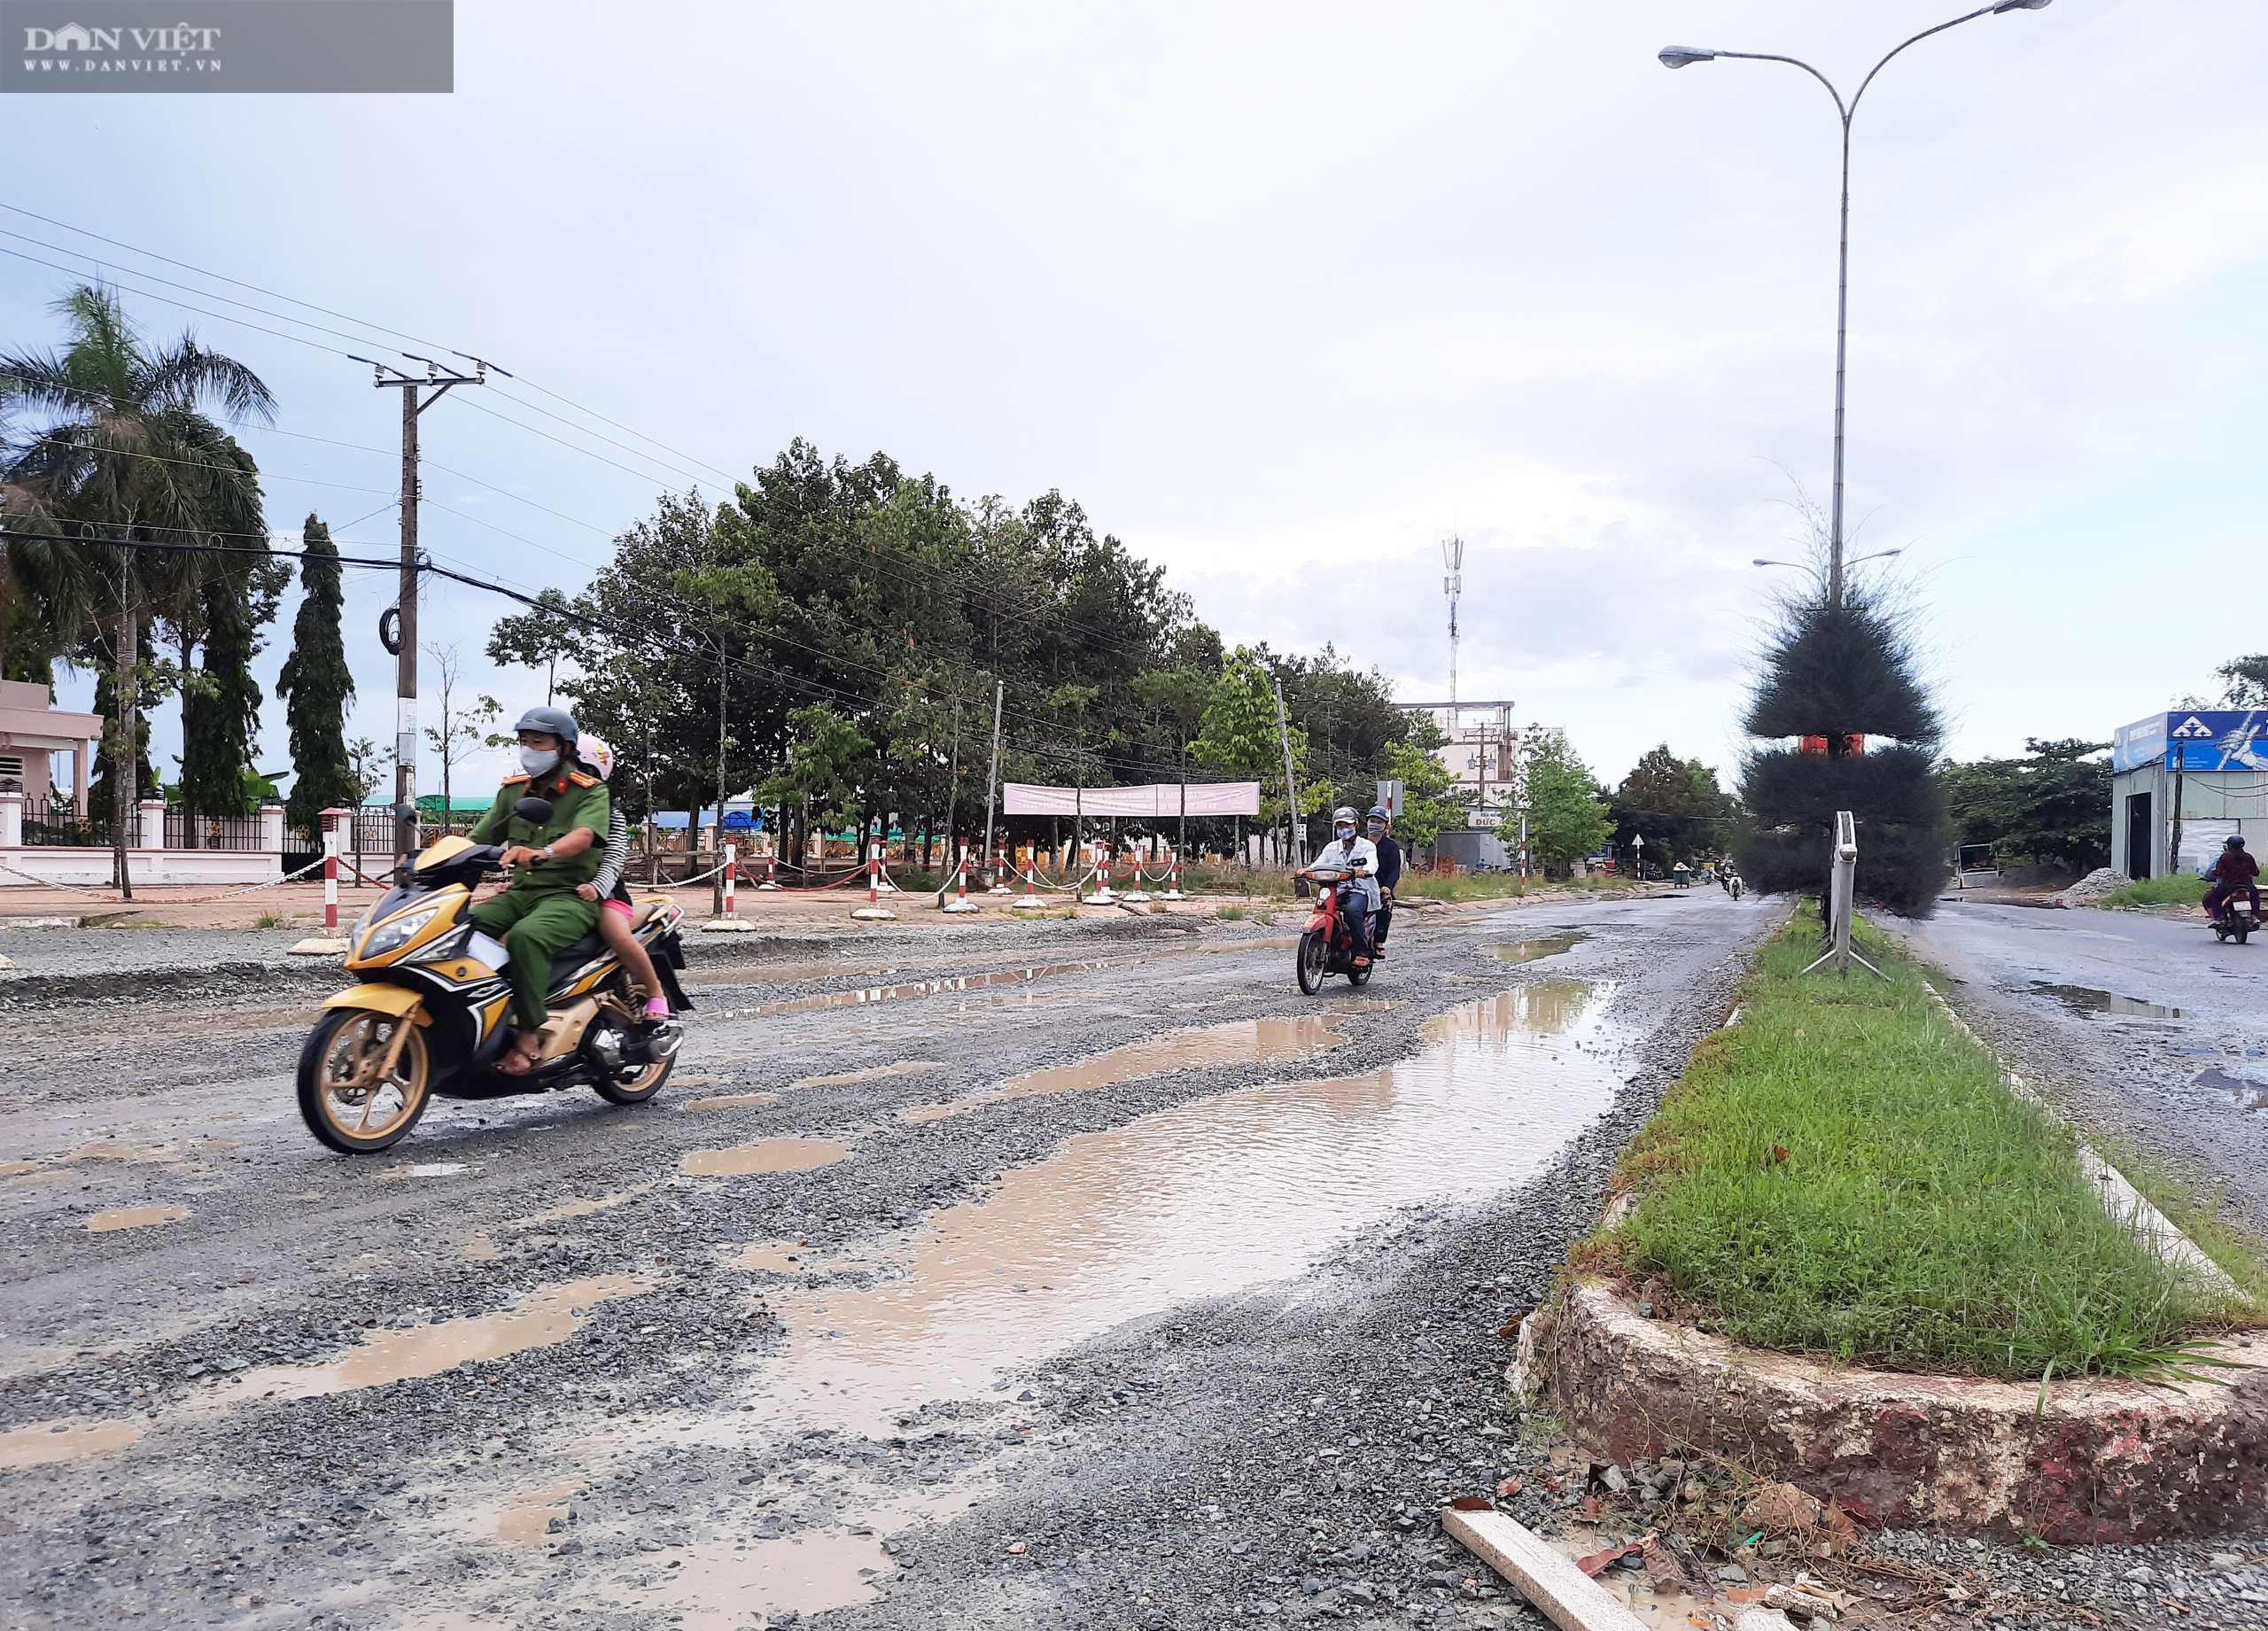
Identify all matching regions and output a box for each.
[1849,4,2002,120]
[1706,50,1849,122]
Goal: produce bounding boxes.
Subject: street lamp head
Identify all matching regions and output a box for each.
[1989,0,2051,12]
[1658,46,1718,69]
[1752,558,1794,569]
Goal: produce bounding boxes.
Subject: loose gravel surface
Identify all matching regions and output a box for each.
[4,889,2250,1631]
[1884,899,2268,1236]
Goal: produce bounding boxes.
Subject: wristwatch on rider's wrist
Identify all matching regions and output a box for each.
[540,845,555,862]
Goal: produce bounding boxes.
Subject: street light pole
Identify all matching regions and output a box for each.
[1660,1,2053,607]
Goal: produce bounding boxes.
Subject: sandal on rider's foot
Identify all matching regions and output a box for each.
[1353,955,1371,968]
[493,1036,543,1077]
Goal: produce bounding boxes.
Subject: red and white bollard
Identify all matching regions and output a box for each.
[852,842,897,920]
[757,851,782,891]
[1014,851,1045,909]
[724,843,738,915]
[1084,844,1118,905]
[322,826,341,929]
[944,843,981,913]
[987,843,1014,895]
[1161,847,1185,900]
[1121,846,1152,905]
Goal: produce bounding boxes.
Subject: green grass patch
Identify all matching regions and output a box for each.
[1609,909,2236,1379]
[2099,874,2207,908]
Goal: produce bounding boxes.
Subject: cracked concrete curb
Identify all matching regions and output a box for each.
[1542,1280,2268,1544]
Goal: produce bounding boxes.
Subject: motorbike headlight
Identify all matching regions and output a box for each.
[360,905,439,959]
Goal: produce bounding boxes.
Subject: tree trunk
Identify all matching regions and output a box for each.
[0,552,15,687]
[112,602,137,898]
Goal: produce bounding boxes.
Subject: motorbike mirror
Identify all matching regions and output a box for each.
[513,796,555,826]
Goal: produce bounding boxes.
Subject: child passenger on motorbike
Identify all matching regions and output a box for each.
[1315,806,1381,968]
[2203,834,2261,922]
[571,734,672,1026]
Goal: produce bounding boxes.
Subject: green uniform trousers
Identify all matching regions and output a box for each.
[470,887,601,1030]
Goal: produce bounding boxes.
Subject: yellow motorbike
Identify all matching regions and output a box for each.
[297,813,691,1154]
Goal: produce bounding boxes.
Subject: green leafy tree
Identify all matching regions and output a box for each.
[276,516,358,834]
[1940,738,2110,874]
[176,572,267,834]
[0,285,274,889]
[2214,654,2268,708]
[1380,734,1459,849]
[1610,745,1735,871]
[1521,728,1612,871]
[1193,648,1303,859]
[756,703,872,866]
[485,586,579,705]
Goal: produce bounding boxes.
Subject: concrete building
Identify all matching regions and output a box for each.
[1395,701,1521,827]
[2109,709,2268,879]
[0,679,101,807]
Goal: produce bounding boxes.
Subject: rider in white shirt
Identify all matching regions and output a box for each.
[1314,806,1381,965]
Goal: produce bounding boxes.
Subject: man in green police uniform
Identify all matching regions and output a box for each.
[469,705,612,1076]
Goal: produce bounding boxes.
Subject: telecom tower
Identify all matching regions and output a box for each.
[1441,534,1464,708]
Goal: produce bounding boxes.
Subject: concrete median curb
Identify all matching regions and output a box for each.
[1534,1278,2268,1544]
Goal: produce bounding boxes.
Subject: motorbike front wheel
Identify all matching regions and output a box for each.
[1296,928,1328,995]
[298,1008,432,1154]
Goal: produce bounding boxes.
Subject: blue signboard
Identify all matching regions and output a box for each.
[2119,711,2268,773]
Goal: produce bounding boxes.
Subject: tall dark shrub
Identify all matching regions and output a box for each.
[180,576,264,822]
[277,516,357,834]
[1736,585,1950,916]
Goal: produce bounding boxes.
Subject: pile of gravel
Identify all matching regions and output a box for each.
[2055,867,2129,907]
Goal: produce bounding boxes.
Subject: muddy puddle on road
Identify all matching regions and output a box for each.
[900,1011,1366,1123]
[222,1275,659,1402]
[757,978,1624,1435]
[1495,931,1587,964]
[83,1204,189,1232]
[2024,981,2182,1020]
[0,1416,146,1469]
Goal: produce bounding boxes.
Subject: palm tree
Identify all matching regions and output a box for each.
[0,285,275,893]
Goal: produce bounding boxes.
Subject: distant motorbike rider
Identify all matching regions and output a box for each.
[1314,806,1381,967]
[1365,805,1402,959]
[2202,834,2261,923]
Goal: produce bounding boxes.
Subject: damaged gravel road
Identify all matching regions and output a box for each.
[2,891,1775,1630]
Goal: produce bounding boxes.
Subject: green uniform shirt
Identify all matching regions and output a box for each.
[469,764,611,890]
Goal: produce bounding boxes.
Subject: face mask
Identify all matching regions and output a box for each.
[520,746,560,777]
[1336,827,1355,843]
[1367,821,1385,838]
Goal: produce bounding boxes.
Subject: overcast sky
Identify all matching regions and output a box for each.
[4,0,2263,800]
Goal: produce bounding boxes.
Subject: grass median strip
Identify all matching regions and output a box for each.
[1595,910,2241,1379]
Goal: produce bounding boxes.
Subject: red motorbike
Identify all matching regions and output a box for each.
[1296,866,1375,994]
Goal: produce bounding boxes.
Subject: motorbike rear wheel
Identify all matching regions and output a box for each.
[593,1043,675,1106]
[298,1008,432,1154]
[1347,962,1372,989]
[1296,929,1328,995]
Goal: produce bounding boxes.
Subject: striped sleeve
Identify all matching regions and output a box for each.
[589,805,630,897]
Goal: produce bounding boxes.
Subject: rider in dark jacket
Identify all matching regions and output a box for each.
[2204,835,2261,921]
[1367,806,1402,959]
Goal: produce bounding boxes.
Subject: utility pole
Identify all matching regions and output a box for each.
[1272,674,1305,871]
[356,353,487,864]
[981,680,1003,884]
[1441,534,1464,709]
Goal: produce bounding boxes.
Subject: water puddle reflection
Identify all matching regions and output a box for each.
[0,1417,144,1469]
[901,1013,1362,1123]
[1495,932,1587,964]
[2024,981,2182,1019]
[228,1275,656,1399]
[682,1138,850,1177]
[760,980,1622,1433]
[2195,1067,2268,1113]
[84,1204,189,1232]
